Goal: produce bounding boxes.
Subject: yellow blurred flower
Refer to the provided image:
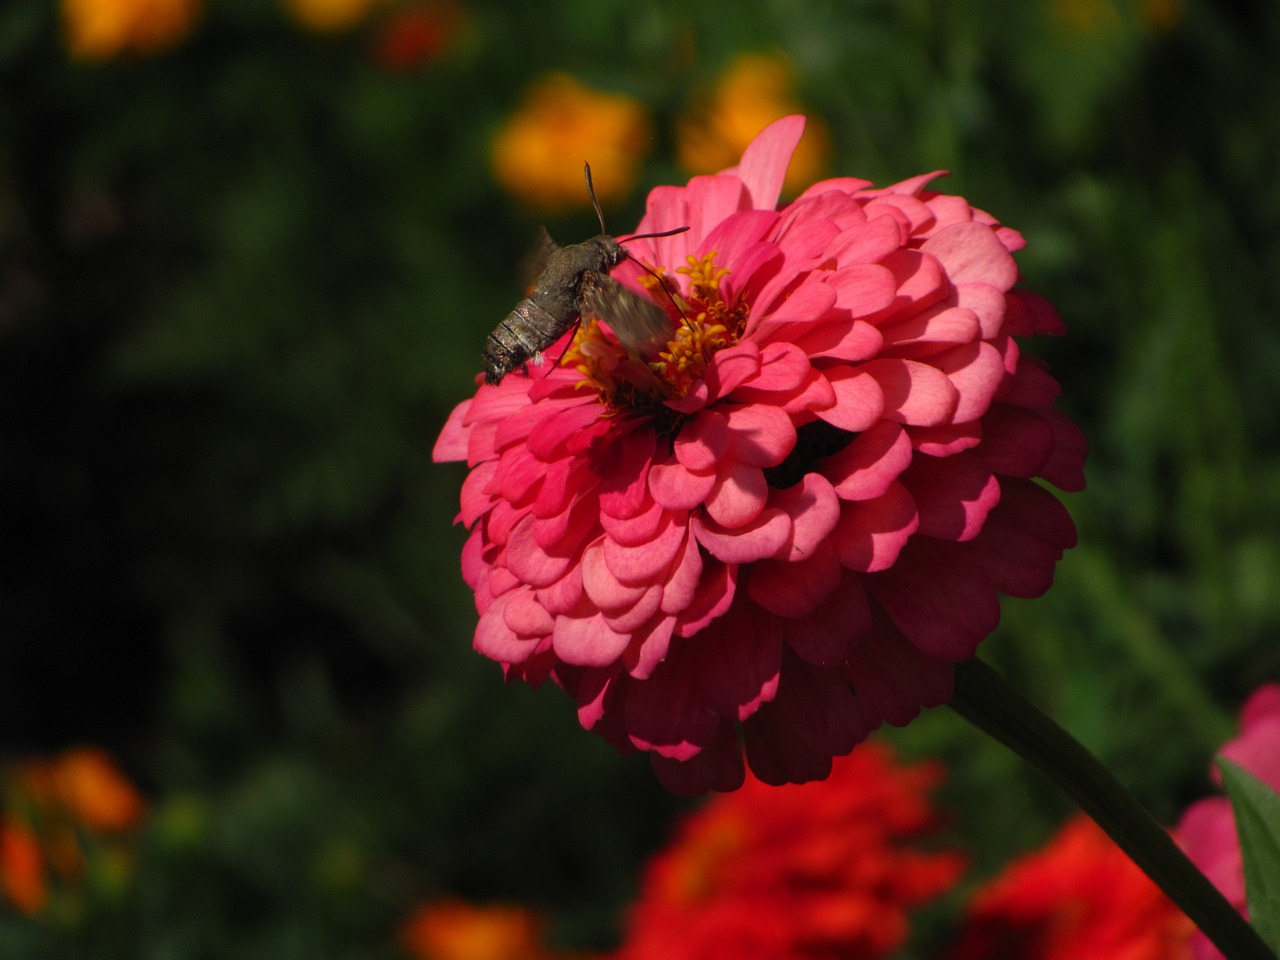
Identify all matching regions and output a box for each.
[61,0,199,60]
[284,0,385,33]
[401,900,551,960]
[676,53,830,196]
[0,820,47,915]
[492,74,652,212]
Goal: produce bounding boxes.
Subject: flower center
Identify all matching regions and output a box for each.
[564,251,749,416]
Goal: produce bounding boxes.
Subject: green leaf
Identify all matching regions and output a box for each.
[1218,757,1280,955]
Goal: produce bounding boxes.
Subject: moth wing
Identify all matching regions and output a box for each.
[581,273,673,358]
[520,226,560,291]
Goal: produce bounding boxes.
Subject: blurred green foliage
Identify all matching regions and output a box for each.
[1,0,1278,956]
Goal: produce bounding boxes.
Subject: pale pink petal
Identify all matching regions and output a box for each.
[602,584,664,634]
[826,214,904,264]
[503,588,554,636]
[705,461,769,527]
[506,515,573,587]
[673,560,737,636]
[603,513,687,584]
[649,459,716,510]
[817,367,886,432]
[921,221,1018,292]
[770,473,842,559]
[623,614,676,679]
[582,540,649,610]
[552,611,632,666]
[660,530,704,615]
[475,595,542,663]
[724,404,797,467]
[675,410,730,471]
[692,507,791,564]
[598,494,665,545]
[863,358,959,426]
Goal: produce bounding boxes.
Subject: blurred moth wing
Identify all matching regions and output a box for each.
[580,272,673,359]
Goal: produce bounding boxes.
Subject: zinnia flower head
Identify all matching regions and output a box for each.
[613,743,965,960]
[61,0,199,59]
[1176,683,1280,960]
[947,813,1193,960]
[435,116,1086,794]
[491,74,652,212]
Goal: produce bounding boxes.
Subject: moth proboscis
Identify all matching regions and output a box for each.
[481,164,688,385]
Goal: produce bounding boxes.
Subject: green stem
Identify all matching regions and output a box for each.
[949,657,1276,960]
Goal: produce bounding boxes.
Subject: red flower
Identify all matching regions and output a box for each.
[613,743,965,960]
[434,116,1086,794]
[948,814,1193,960]
[1176,683,1280,960]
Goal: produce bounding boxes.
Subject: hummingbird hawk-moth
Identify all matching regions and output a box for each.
[482,164,688,385]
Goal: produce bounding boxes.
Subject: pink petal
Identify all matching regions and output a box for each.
[734,342,810,395]
[675,410,730,471]
[704,340,762,398]
[502,588,554,636]
[826,214,904,264]
[694,603,783,719]
[865,538,1001,660]
[725,404,797,467]
[603,513,687,585]
[845,615,955,725]
[902,451,1001,542]
[602,584,664,634]
[966,477,1077,598]
[535,564,584,615]
[506,516,573,587]
[749,277,839,340]
[552,610,631,666]
[623,614,675,679]
[908,421,982,457]
[783,569,872,666]
[597,427,656,519]
[649,721,745,796]
[692,507,791,563]
[817,367,886,432]
[582,540,649,610]
[822,421,912,501]
[794,317,883,363]
[705,460,769,527]
[673,559,737,636]
[831,482,919,572]
[732,114,806,211]
[921,221,1019,292]
[660,530,704,615]
[432,399,472,462]
[770,472,842,559]
[1039,409,1088,492]
[746,539,843,618]
[976,405,1055,479]
[938,341,1006,423]
[598,494,665,545]
[878,249,947,317]
[475,595,541,664]
[862,358,959,426]
[649,459,716,510]
[827,263,898,319]
[955,282,1008,339]
[624,652,720,759]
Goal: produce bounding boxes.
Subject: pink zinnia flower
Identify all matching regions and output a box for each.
[1176,683,1280,960]
[434,116,1086,794]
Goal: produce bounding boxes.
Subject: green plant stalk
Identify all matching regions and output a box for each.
[950,657,1276,960]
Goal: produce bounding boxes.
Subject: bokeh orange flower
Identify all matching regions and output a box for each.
[61,0,199,60]
[0,820,47,915]
[612,743,966,960]
[283,0,385,33]
[1,747,147,914]
[676,53,829,196]
[491,74,652,212]
[401,899,551,960]
[948,814,1193,960]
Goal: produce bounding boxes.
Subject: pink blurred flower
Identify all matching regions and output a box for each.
[1176,683,1280,960]
[434,116,1086,794]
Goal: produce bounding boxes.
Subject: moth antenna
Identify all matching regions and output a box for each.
[544,319,584,375]
[616,225,691,243]
[583,163,608,235]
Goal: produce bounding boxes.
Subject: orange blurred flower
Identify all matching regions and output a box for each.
[40,748,147,833]
[401,899,551,960]
[61,0,199,60]
[613,743,966,960]
[0,820,47,915]
[676,53,829,196]
[284,0,385,33]
[371,0,463,71]
[948,814,1193,960]
[491,74,652,212]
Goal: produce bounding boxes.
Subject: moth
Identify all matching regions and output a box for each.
[482,164,688,385]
